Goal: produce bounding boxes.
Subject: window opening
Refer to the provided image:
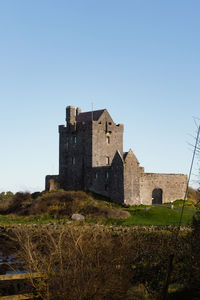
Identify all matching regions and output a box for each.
[106,156,110,165]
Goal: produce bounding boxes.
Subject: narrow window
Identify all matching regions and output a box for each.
[106,136,110,144]
[74,136,77,144]
[105,184,109,191]
[72,157,76,165]
[106,156,110,165]
[65,141,69,150]
[95,172,98,179]
[105,171,109,179]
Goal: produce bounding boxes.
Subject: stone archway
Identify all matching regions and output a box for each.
[152,188,163,205]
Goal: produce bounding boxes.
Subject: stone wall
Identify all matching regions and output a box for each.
[92,110,123,168]
[89,166,110,197]
[140,173,188,205]
[45,175,60,191]
[58,121,93,190]
[124,150,140,205]
[110,151,124,204]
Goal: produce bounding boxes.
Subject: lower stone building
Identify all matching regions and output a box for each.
[46,105,187,205]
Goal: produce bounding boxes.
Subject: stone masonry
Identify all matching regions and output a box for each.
[45,106,187,205]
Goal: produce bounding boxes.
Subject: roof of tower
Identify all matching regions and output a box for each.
[124,149,139,164]
[123,152,128,159]
[76,109,105,123]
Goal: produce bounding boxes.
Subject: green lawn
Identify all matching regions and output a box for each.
[104,206,196,226]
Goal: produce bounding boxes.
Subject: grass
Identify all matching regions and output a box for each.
[0,213,69,225]
[0,190,198,226]
[1,205,196,226]
[103,206,196,226]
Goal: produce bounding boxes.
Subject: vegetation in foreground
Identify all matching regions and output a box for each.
[0,217,199,300]
[0,188,199,299]
[0,188,199,226]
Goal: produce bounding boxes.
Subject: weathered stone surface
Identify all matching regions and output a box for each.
[71,214,85,221]
[46,106,187,206]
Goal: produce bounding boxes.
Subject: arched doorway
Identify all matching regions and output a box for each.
[152,189,163,205]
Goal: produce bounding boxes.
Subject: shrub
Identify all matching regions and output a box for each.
[12,225,195,300]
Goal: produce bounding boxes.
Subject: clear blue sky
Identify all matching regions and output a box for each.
[0,0,200,192]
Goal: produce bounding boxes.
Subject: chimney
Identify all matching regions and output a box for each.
[66,106,75,126]
[76,107,81,117]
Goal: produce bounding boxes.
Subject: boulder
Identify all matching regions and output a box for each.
[107,209,131,219]
[71,213,85,221]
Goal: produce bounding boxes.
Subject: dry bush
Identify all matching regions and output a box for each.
[13,226,137,300]
[0,192,14,213]
[2,190,130,220]
[27,191,129,219]
[0,200,11,213]
[12,225,193,300]
[6,192,32,215]
[29,191,93,216]
[186,214,200,299]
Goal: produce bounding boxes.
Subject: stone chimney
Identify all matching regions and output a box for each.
[76,107,81,117]
[66,106,75,126]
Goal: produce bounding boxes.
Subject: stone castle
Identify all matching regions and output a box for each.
[46,106,187,205]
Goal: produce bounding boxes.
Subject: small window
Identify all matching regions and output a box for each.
[65,141,69,150]
[106,156,110,165]
[109,122,112,125]
[105,171,109,179]
[95,172,98,179]
[105,184,109,191]
[72,157,76,165]
[106,136,110,144]
[73,136,77,144]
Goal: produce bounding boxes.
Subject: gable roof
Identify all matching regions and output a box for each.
[124,149,139,164]
[76,109,105,123]
[123,152,128,159]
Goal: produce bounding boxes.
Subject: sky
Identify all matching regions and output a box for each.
[0,0,200,192]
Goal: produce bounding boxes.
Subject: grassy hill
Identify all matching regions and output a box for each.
[0,189,198,226]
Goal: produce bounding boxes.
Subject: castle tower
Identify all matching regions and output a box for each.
[58,106,124,192]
